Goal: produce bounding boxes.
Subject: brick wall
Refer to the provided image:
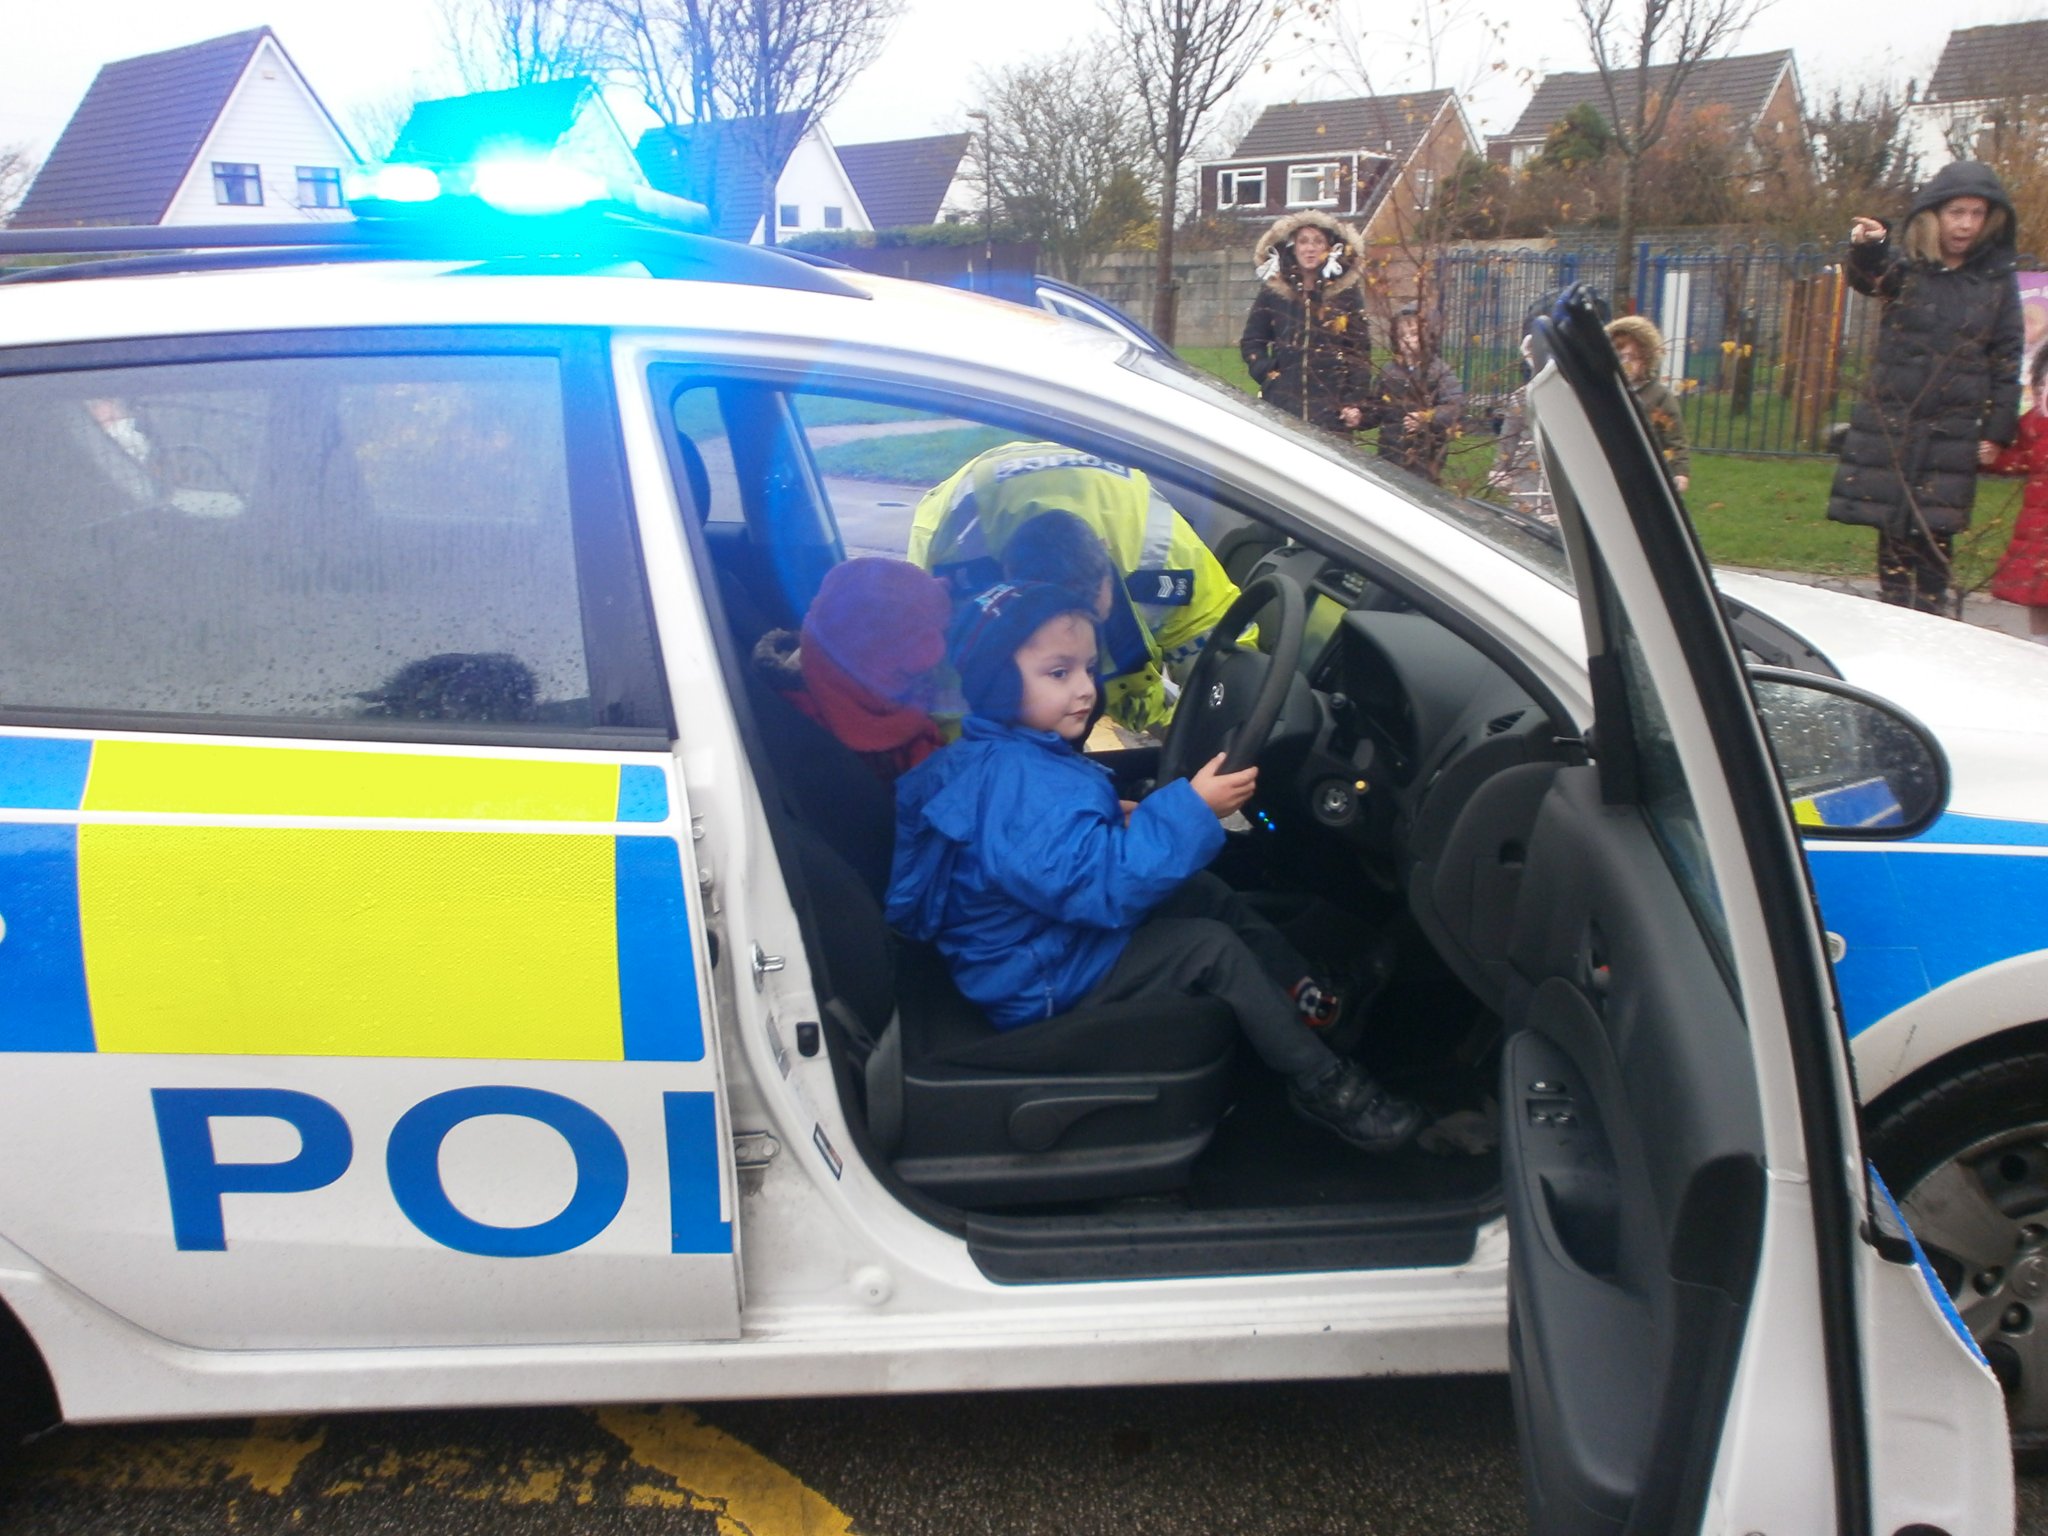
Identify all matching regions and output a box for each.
[1075,248,1258,348]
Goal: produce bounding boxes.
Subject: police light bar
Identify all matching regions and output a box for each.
[344,157,710,234]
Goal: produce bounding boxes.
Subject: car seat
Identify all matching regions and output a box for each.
[734,612,1241,1207]
[785,822,1239,1207]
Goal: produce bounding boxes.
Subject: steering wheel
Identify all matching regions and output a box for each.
[1158,568,1307,781]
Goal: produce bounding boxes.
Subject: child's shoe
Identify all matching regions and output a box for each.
[1288,1061,1425,1153]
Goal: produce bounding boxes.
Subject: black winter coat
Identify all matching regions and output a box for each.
[1367,355,1465,480]
[1827,161,2025,536]
[1240,213,1372,430]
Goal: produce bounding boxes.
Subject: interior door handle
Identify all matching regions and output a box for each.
[1579,921,1611,999]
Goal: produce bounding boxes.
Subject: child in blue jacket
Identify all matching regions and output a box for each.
[886,581,1423,1153]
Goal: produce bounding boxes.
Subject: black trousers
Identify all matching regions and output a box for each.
[1877,526,1955,613]
[1078,871,1336,1080]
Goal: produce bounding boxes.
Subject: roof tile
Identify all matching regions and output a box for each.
[392,78,596,163]
[837,133,969,229]
[1499,49,1793,145]
[1231,90,1455,162]
[1924,21,2048,105]
[12,29,273,228]
[636,114,809,243]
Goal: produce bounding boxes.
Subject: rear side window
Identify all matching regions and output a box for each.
[0,350,639,735]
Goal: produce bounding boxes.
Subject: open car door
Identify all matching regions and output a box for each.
[1493,289,2010,1534]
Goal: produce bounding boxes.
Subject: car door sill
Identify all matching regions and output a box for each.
[964,1191,1501,1284]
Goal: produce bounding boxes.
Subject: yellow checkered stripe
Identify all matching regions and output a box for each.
[1,736,699,1062]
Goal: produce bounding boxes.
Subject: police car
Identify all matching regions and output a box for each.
[0,179,2026,1534]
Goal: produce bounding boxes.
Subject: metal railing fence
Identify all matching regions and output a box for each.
[1428,242,2013,458]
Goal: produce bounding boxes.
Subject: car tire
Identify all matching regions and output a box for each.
[0,1301,57,1452]
[1867,1046,2048,1470]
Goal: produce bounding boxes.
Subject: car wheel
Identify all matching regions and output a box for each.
[1869,1047,2048,1469]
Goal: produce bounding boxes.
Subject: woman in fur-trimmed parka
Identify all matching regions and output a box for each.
[1826,160,2024,613]
[1240,211,1372,431]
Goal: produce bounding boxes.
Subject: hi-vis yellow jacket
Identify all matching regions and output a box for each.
[907,443,1242,732]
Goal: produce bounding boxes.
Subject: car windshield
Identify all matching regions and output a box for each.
[1124,350,1574,591]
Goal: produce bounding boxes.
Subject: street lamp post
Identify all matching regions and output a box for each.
[966,109,993,288]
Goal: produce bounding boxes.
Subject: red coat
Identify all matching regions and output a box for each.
[1989,409,2048,608]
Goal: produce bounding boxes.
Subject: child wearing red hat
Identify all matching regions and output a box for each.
[753,557,953,780]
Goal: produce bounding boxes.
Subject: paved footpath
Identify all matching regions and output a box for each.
[1730,565,2040,641]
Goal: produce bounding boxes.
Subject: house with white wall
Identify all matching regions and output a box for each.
[637,113,870,244]
[1904,21,2048,174]
[11,28,357,228]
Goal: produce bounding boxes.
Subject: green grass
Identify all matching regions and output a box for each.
[1171,344,2025,585]
[794,396,932,427]
[1180,346,1257,395]
[812,425,1022,484]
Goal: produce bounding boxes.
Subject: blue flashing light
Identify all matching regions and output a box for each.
[340,150,711,235]
[471,158,606,215]
[347,164,442,204]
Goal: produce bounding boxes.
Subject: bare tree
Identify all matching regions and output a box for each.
[605,0,900,244]
[441,0,609,90]
[1102,0,1286,342]
[1572,0,1765,310]
[712,0,901,244]
[342,84,448,162]
[600,0,718,131]
[1301,0,1508,102]
[967,50,1155,280]
[0,143,37,226]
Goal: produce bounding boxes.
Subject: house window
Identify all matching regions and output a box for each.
[296,166,344,209]
[823,205,843,229]
[1412,168,1435,213]
[1218,168,1266,208]
[779,203,800,229]
[213,163,263,206]
[1286,163,1339,207]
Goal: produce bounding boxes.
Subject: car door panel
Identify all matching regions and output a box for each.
[0,731,740,1350]
[1508,288,2012,1533]
[1500,764,1765,1535]
[0,330,740,1353]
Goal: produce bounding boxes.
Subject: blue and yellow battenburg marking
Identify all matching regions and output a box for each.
[1790,775,1904,830]
[1804,809,2048,1038]
[0,735,702,1062]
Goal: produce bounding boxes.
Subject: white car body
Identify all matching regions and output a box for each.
[0,224,2019,1533]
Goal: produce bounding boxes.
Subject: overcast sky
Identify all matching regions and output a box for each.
[0,0,2031,166]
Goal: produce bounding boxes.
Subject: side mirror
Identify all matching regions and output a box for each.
[1748,666,1950,840]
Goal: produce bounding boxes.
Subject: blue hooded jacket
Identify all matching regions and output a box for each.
[886,715,1225,1028]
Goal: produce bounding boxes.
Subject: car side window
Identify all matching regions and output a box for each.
[0,352,606,734]
[1608,590,1735,976]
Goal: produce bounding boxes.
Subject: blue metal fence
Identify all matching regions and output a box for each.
[1431,243,1884,457]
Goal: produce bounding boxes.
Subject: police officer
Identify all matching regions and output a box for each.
[906,442,1243,734]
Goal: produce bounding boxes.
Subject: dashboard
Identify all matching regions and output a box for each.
[1241,544,1561,883]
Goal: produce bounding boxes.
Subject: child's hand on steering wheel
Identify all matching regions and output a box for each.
[1190,752,1258,819]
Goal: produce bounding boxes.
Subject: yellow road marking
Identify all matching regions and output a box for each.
[227,1417,329,1496]
[596,1404,858,1536]
[15,1405,856,1533]
[31,1416,325,1496]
